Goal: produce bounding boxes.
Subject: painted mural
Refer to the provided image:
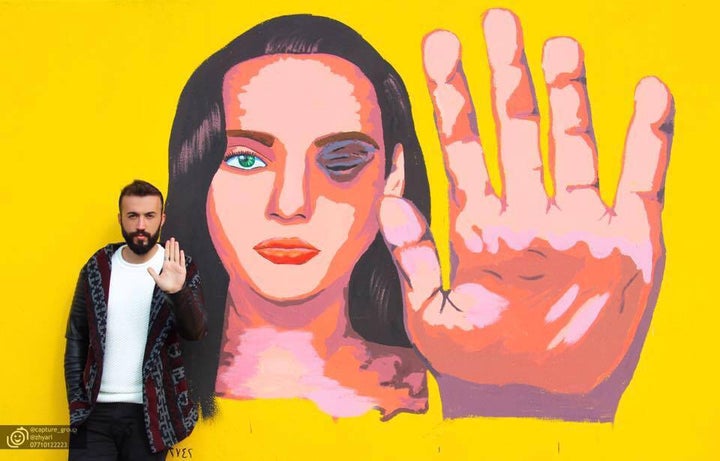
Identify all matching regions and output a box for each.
[164,9,672,423]
[2,1,717,460]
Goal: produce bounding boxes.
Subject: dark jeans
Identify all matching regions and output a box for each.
[68,403,166,461]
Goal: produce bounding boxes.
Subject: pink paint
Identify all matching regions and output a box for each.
[459,283,509,328]
[481,224,538,253]
[445,140,495,211]
[545,284,580,323]
[422,291,472,331]
[379,197,425,248]
[546,231,653,283]
[423,283,508,331]
[483,9,521,66]
[423,30,460,83]
[216,327,377,417]
[433,85,467,139]
[466,219,653,283]
[541,37,581,85]
[402,371,426,396]
[634,77,671,120]
[455,210,485,253]
[212,54,389,302]
[397,244,442,311]
[547,292,609,349]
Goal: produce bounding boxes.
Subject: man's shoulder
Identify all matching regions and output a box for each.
[81,243,124,268]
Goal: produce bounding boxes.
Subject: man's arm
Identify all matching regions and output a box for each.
[149,237,208,340]
[166,259,207,341]
[64,270,89,405]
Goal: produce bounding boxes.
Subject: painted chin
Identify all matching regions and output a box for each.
[253,238,320,265]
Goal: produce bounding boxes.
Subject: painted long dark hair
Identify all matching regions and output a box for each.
[164,14,431,417]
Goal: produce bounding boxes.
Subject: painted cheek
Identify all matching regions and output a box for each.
[313,195,377,270]
[207,170,275,268]
[313,196,357,245]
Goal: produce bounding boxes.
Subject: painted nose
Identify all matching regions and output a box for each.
[268,155,311,222]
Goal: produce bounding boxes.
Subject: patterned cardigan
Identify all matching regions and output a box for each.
[64,243,207,453]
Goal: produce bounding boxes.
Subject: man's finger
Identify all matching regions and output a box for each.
[379,196,442,314]
[542,37,603,207]
[614,77,674,220]
[172,238,179,262]
[423,30,495,215]
[166,238,177,262]
[483,8,546,208]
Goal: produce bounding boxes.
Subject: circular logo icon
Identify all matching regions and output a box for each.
[6,427,28,448]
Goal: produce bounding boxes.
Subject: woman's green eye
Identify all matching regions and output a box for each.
[225,152,267,170]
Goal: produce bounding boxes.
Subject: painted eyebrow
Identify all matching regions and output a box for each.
[314,132,380,150]
[226,129,275,147]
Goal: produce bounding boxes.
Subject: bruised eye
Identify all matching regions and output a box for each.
[224,151,267,170]
[317,140,377,182]
[324,155,366,172]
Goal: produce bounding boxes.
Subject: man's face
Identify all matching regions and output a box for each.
[118,195,165,256]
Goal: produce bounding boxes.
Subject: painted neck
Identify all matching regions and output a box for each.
[215,274,430,419]
[223,274,356,346]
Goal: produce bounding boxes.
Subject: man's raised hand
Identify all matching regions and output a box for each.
[148,238,187,294]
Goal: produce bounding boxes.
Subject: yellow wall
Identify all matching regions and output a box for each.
[1,0,717,459]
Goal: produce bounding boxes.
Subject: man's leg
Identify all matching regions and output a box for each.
[116,403,167,461]
[68,404,119,461]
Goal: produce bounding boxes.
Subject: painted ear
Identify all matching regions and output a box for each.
[384,143,405,197]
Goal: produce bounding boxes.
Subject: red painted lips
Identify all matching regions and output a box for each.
[253,238,320,265]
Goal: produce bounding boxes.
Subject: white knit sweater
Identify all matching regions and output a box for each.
[97,245,164,403]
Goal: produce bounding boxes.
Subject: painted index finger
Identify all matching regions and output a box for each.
[423,30,496,212]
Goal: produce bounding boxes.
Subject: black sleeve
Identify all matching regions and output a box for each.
[64,269,89,405]
[166,260,208,341]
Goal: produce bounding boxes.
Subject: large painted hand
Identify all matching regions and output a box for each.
[148,238,187,294]
[379,9,673,397]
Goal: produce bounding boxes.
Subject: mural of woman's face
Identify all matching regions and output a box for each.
[207,54,402,302]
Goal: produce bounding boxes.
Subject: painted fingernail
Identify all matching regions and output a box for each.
[483,9,522,66]
[423,30,461,83]
[635,76,672,122]
[542,37,582,85]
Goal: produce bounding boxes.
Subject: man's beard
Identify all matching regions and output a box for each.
[121,227,161,256]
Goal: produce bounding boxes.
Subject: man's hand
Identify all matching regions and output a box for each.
[379,8,673,400]
[148,237,187,294]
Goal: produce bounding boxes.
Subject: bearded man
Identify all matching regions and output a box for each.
[64,179,207,460]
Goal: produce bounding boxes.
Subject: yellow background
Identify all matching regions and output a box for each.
[0,0,717,459]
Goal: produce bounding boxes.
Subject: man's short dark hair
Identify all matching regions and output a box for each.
[118,179,165,211]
